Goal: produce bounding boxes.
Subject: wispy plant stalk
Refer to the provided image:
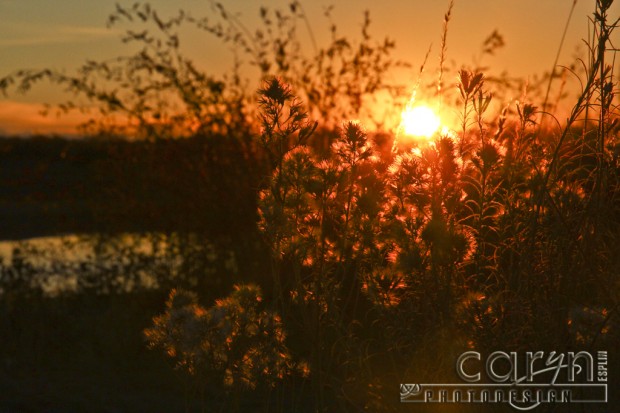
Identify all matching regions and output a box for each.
[437,0,454,111]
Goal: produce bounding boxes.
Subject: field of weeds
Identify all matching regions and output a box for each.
[0,1,618,412]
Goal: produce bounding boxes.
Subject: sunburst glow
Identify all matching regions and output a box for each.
[401,105,441,138]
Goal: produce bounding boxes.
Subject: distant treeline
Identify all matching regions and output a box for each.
[0,133,262,240]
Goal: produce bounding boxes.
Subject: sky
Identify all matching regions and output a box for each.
[0,0,617,135]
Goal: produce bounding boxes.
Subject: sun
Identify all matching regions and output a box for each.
[401,105,441,138]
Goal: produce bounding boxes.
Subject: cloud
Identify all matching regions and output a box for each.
[0,23,120,48]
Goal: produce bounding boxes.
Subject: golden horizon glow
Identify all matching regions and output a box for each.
[401,105,441,139]
[0,100,88,135]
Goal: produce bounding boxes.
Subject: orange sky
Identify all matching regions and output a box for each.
[1,0,617,135]
[0,101,90,136]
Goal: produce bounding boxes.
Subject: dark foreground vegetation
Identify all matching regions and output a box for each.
[0,1,619,412]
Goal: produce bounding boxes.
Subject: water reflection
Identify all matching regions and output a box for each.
[0,232,237,297]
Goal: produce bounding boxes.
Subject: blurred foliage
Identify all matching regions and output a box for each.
[144,285,302,409]
[0,1,413,139]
